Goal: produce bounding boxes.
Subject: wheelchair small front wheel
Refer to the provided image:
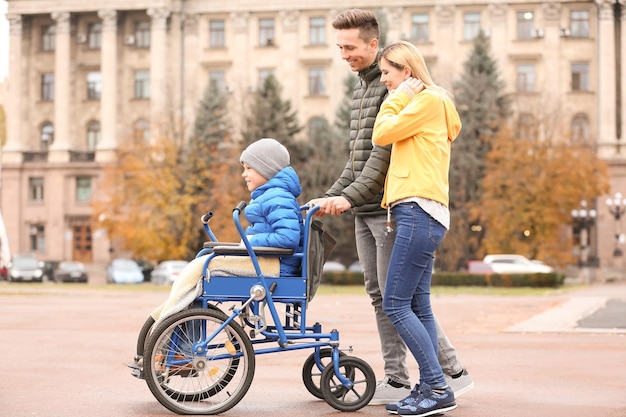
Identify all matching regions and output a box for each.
[302,347,346,399]
[320,356,376,412]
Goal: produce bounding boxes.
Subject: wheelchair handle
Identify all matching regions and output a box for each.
[235,201,247,213]
[200,211,214,224]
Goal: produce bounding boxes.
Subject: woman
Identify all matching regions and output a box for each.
[372,40,461,417]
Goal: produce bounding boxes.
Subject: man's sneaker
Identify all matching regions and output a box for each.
[445,369,474,397]
[386,384,420,414]
[397,384,457,416]
[369,376,411,406]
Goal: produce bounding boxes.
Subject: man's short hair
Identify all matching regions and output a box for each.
[332,9,380,43]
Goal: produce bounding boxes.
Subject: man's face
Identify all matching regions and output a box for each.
[335,28,378,72]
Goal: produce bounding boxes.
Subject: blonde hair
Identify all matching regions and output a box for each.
[380,40,451,97]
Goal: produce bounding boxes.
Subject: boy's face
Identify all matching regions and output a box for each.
[242,163,268,192]
[336,27,378,72]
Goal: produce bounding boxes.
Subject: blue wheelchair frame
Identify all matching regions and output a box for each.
[135,203,375,415]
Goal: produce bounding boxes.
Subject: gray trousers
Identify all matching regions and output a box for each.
[355,215,463,385]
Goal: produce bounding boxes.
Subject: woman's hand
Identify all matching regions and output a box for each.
[397,77,425,99]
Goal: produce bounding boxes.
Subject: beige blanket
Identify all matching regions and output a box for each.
[150,254,280,326]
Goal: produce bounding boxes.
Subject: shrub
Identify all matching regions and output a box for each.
[322,271,565,288]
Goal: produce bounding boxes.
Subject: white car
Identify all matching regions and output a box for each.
[483,254,553,274]
[150,260,189,285]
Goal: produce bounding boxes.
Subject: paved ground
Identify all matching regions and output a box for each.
[1,276,626,417]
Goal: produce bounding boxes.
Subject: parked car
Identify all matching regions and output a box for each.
[323,261,346,272]
[348,261,363,272]
[483,254,554,274]
[106,258,144,284]
[42,260,61,281]
[134,259,155,282]
[53,261,88,283]
[467,260,495,275]
[8,253,44,282]
[150,260,189,285]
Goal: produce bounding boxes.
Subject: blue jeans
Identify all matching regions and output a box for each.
[382,202,447,388]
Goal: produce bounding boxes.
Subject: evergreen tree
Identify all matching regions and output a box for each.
[242,74,302,147]
[193,80,229,146]
[374,8,389,47]
[335,73,357,139]
[437,31,510,271]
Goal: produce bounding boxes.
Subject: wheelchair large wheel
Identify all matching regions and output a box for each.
[320,356,376,412]
[301,348,346,399]
[144,308,255,415]
[137,304,226,357]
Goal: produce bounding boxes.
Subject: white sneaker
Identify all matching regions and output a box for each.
[445,369,475,397]
[368,376,411,405]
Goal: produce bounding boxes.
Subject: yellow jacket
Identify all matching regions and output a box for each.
[372,88,461,208]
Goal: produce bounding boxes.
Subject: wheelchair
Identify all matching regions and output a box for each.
[128,202,376,415]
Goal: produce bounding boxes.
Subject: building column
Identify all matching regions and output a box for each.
[182,13,199,132]
[147,7,170,140]
[279,10,300,108]
[434,5,456,88]
[597,0,618,158]
[49,11,71,162]
[96,9,118,162]
[3,14,23,163]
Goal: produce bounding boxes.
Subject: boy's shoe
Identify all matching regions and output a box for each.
[386,384,421,414]
[369,376,412,405]
[397,384,457,417]
[445,369,475,397]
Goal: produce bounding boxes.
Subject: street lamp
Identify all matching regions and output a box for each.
[606,192,626,257]
[571,200,597,266]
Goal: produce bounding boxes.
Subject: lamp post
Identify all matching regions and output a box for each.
[606,192,626,257]
[571,200,597,267]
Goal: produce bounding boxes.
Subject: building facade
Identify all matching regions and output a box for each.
[0,0,624,273]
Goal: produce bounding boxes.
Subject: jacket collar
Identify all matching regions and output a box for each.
[358,52,381,84]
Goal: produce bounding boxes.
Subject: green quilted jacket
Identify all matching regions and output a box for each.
[325,58,391,217]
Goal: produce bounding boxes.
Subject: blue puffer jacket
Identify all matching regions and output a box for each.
[244,166,304,276]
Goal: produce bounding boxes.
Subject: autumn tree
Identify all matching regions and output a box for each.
[437,30,510,271]
[478,125,609,266]
[92,81,238,262]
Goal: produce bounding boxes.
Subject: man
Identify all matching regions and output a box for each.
[309,8,474,405]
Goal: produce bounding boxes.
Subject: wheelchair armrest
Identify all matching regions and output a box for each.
[212,246,294,256]
[203,241,241,249]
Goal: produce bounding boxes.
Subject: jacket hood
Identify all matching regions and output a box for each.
[442,95,462,142]
[251,166,302,199]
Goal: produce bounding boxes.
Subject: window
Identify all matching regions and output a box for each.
[135,21,150,48]
[134,70,150,99]
[87,121,100,150]
[463,12,481,41]
[29,177,44,202]
[308,67,326,96]
[309,17,325,45]
[209,20,225,48]
[209,70,227,94]
[41,25,55,51]
[259,18,275,46]
[29,225,45,252]
[41,73,54,101]
[571,63,589,91]
[87,22,102,49]
[516,63,535,92]
[40,123,54,150]
[87,72,102,100]
[517,11,534,40]
[570,10,589,38]
[411,14,429,42]
[571,113,590,145]
[258,68,275,87]
[517,113,536,141]
[133,119,150,142]
[76,177,92,202]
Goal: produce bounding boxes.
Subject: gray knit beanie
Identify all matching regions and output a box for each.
[240,138,290,180]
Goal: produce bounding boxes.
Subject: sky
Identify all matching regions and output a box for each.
[0,0,8,82]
